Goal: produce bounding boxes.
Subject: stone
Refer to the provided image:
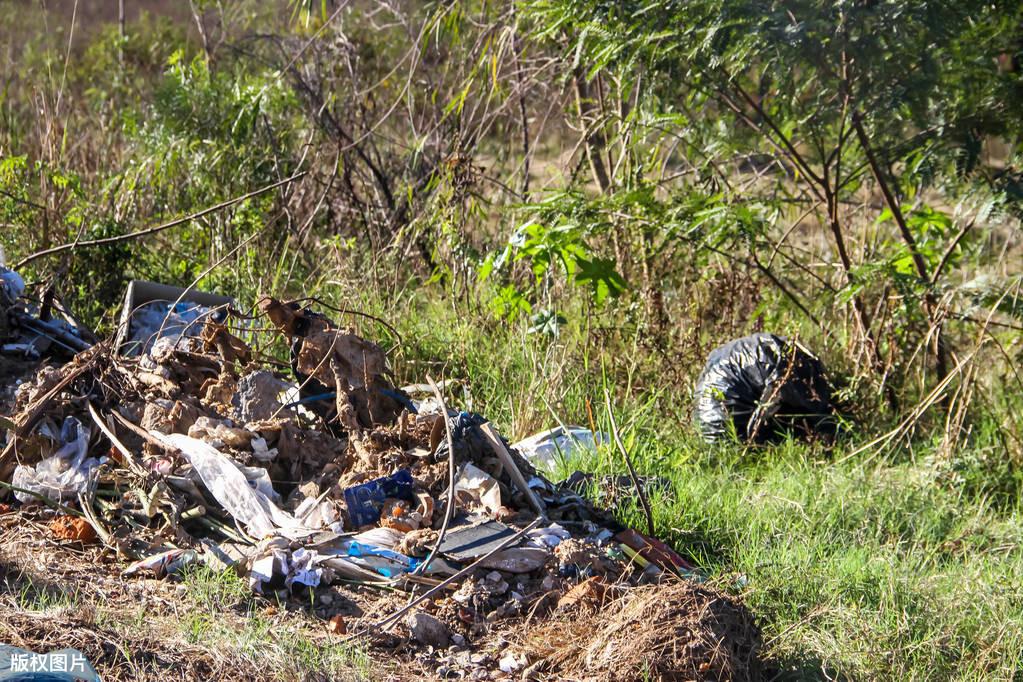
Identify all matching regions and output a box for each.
[407,611,450,649]
[233,370,294,422]
[478,547,549,573]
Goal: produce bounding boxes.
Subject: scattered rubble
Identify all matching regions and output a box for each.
[0,274,763,678]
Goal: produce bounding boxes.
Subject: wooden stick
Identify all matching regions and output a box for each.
[409,375,458,577]
[78,490,113,545]
[480,422,547,520]
[0,480,84,517]
[86,402,151,479]
[109,410,176,453]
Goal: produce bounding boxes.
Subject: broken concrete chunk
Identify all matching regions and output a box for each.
[186,416,252,449]
[212,424,253,449]
[407,611,450,649]
[233,370,295,422]
[140,399,199,434]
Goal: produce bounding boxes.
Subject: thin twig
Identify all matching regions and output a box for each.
[14,171,307,269]
[0,480,84,517]
[410,376,457,577]
[77,490,112,545]
[603,389,655,537]
[480,422,547,520]
[86,402,151,480]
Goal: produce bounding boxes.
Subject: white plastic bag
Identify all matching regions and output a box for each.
[0,267,25,306]
[153,432,309,538]
[12,417,100,503]
[511,426,606,471]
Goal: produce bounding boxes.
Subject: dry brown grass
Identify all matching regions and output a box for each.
[0,610,264,682]
[517,580,762,682]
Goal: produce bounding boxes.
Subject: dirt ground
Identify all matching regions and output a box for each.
[0,507,411,681]
[0,505,763,681]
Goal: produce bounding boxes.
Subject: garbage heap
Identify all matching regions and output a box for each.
[0,292,761,680]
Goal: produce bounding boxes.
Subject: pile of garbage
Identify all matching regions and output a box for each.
[1,265,91,364]
[694,333,837,444]
[0,274,763,679]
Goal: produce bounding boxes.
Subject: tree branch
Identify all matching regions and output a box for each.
[14,171,307,270]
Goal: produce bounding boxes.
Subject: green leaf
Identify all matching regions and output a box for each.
[574,256,627,304]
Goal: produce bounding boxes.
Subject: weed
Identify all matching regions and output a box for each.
[179,563,252,614]
[15,578,80,613]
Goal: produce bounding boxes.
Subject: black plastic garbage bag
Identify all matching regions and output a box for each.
[694,333,836,443]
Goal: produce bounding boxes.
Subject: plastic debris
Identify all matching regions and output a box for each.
[0,267,25,307]
[339,538,420,578]
[123,548,198,578]
[527,522,571,549]
[11,417,101,504]
[287,547,325,588]
[343,469,416,528]
[154,432,315,538]
[512,425,607,470]
[1,265,91,360]
[453,462,503,516]
[125,301,223,357]
[615,529,698,574]
[694,333,836,443]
